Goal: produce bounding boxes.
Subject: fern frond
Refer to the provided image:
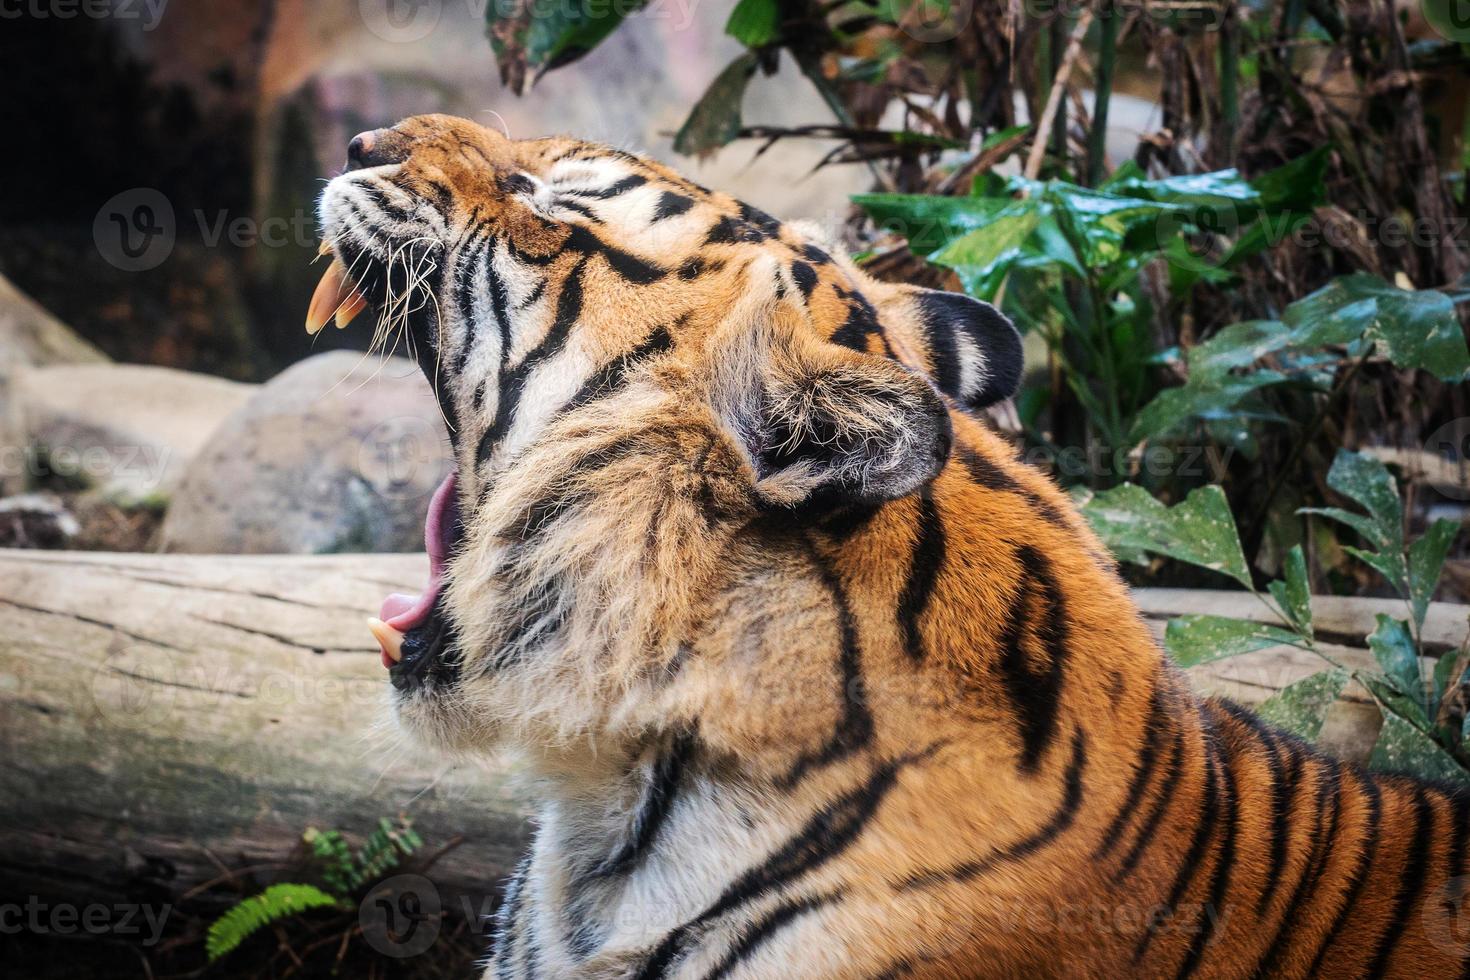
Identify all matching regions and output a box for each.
[205,883,343,962]
[304,826,356,896]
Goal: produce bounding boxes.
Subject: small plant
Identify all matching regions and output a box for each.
[204,816,423,963]
[1083,449,1468,784]
[306,816,425,896]
[855,154,1327,468]
[205,883,343,962]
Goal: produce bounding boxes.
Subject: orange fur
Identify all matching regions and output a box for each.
[314,115,1470,979]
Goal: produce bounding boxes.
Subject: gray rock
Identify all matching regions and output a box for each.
[10,364,255,504]
[0,273,107,369]
[160,351,450,554]
[0,274,110,495]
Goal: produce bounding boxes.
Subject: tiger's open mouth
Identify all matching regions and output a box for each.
[307,246,464,692]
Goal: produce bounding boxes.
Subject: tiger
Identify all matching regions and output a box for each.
[308,113,1470,978]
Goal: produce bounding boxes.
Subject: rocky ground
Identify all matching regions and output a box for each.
[0,273,450,556]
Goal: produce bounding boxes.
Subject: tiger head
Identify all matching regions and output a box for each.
[312,114,1023,764]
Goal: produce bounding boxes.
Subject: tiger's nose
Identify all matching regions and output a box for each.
[346,131,376,171]
[345,129,410,171]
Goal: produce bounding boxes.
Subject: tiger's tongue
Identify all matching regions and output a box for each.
[367,472,459,668]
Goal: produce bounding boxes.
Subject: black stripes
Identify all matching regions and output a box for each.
[1095,684,1167,861]
[1251,755,1341,978]
[778,540,874,789]
[1135,729,1220,964]
[700,892,842,980]
[896,489,946,663]
[476,257,587,467]
[1172,736,1238,980]
[1364,784,1435,977]
[492,857,532,980]
[704,213,773,246]
[652,190,694,221]
[1307,771,1384,975]
[791,260,818,298]
[1114,729,1186,881]
[590,733,697,880]
[955,444,1069,528]
[634,753,925,979]
[451,241,490,377]
[1216,700,1296,918]
[562,174,647,199]
[561,324,675,419]
[997,545,1071,772]
[900,729,1087,889]
[562,224,668,284]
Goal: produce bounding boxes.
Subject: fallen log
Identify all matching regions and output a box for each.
[0,549,530,910]
[0,549,1465,909]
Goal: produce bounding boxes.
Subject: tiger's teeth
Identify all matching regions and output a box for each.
[367,617,405,663]
[306,258,357,336]
[335,290,368,329]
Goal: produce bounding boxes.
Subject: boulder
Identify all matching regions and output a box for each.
[0,272,107,369]
[160,351,450,554]
[0,274,109,495]
[9,364,255,503]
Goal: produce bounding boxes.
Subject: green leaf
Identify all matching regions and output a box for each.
[852,193,1013,256]
[1369,614,1427,716]
[206,884,342,961]
[725,0,780,47]
[1185,320,1293,379]
[980,124,1031,153]
[1347,546,1414,597]
[1283,274,1470,380]
[1409,519,1459,631]
[488,0,650,90]
[1433,652,1464,716]
[1164,614,1301,667]
[1129,370,1285,445]
[1369,709,1470,785]
[673,53,760,157]
[1301,449,1408,591]
[1082,484,1253,588]
[1249,145,1330,212]
[1267,544,1313,638]
[1257,668,1348,741]
[1107,168,1260,208]
[1363,673,1432,730]
[931,209,1042,299]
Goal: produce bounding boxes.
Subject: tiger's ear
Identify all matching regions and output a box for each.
[717,309,952,511]
[901,288,1023,410]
